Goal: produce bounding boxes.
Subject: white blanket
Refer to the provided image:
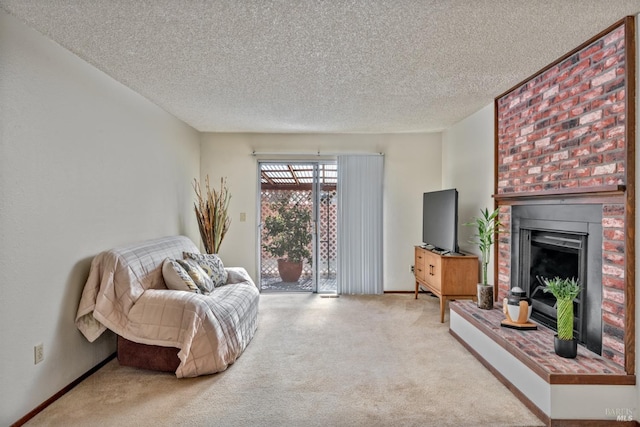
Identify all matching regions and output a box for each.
[75,236,259,378]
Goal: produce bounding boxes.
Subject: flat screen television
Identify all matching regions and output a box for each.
[422,189,459,253]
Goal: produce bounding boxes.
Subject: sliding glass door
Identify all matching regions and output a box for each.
[258,161,337,293]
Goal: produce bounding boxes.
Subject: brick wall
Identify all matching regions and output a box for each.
[602,203,626,366]
[496,24,627,194]
[495,22,629,366]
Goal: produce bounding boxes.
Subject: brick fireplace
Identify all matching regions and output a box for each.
[494,18,634,372]
[448,17,636,423]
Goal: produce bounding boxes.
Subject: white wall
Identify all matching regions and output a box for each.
[200,133,442,292]
[0,11,200,425]
[442,104,495,280]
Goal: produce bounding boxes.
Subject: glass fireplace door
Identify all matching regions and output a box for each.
[520,229,586,342]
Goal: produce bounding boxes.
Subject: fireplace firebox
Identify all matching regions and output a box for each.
[510,204,602,354]
[520,230,586,337]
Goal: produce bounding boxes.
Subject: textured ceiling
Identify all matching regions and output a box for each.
[2,1,639,133]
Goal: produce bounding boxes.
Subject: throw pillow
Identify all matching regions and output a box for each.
[183,252,228,287]
[162,258,200,293]
[176,259,215,294]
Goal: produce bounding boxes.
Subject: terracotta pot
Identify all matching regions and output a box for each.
[477,284,493,310]
[277,259,303,282]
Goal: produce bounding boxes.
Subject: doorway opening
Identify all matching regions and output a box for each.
[258,162,337,293]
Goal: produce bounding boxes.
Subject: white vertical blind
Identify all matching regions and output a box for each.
[337,155,384,294]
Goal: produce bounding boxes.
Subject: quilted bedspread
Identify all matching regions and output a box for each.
[75,235,259,378]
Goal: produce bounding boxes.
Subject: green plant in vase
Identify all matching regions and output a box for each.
[465,207,502,310]
[263,197,312,282]
[543,276,581,358]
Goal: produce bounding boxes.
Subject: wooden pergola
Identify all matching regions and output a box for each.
[260,163,337,191]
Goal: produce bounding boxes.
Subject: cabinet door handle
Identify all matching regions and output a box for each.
[429,264,434,275]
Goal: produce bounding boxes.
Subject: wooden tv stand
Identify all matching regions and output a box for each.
[414,246,479,323]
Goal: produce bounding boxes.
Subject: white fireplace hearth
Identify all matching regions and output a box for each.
[449,301,635,423]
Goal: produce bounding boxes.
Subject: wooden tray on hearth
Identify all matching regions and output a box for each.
[500,318,538,330]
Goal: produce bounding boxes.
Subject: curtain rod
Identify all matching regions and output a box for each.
[251,151,384,156]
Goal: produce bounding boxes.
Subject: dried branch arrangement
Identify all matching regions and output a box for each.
[193,176,231,254]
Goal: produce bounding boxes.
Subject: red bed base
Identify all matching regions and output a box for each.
[117,335,180,373]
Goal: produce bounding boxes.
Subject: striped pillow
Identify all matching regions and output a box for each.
[162,258,200,293]
[183,252,228,288]
[176,259,214,294]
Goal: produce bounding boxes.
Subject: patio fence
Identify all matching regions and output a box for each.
[260,188,337,282]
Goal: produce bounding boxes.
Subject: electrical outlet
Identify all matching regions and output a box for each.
[34,343,44,365]
[240,212,247,222]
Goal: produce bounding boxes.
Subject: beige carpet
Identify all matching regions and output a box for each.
[27,294,544,426]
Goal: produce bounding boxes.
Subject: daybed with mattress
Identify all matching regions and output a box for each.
[75,235,259,378]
